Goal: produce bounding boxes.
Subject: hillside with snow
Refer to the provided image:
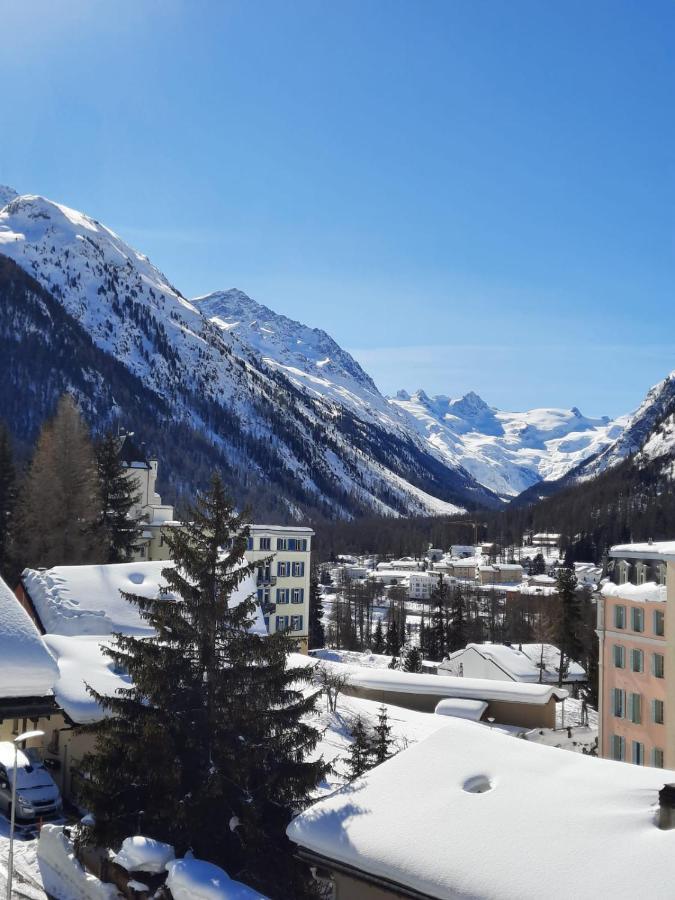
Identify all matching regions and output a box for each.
[0,188,500,520]
[390,389,625,497]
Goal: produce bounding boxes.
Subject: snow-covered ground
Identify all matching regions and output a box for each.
[0,820,46,899]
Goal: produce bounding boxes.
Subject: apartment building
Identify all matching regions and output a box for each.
[246,524,314,652]
[598,542,671,768]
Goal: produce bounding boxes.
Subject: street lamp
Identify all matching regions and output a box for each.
[6,729,44,900]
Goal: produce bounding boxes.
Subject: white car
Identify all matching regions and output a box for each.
[0,742,62,824]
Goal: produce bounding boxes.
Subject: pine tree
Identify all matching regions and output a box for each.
[403,644,423,673]
[385,615,400,657]
[371,617,385,654]
[372,705,393,764]
[346,716,372,780]
[447,586,468,653]
[79,475,328,898]
[18,395,104,569]
[556,565,584,687]
[307,565,325,649]
[0,423,16,581]
[427,574,449,660]
[96,431,143,563]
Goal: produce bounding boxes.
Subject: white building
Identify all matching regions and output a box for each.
[408,572,435,600]
[438,642,586,686]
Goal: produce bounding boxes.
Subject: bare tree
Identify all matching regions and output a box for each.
[314,663,349,713]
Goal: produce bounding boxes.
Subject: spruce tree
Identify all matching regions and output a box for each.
[403,644,423,673]
[18,395,104,568]
[372,705,393,764]
[385,615,400,657]
[307,564,325,649]
[346,716,372,780]
[427,574,449,660]
[96,431,143,563]
[79,475,328,899]
[0,423,16,581]
[556,565,584,687]
[371,617,385,654]
[447,586,468,653]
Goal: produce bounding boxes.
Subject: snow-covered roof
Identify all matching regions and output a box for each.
[449,642,585,683]
[288,718,675,899]
[248,524,314,535]
[434,698,487,721]
[22,561,265,637]
[42,635,130,724]
[0,575,58,698]
[610,541,675,560]
[601,581,667,604]
[314,658,566,704]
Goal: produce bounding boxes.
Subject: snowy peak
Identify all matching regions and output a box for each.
[448,391,492,419]
[194,288,382,406]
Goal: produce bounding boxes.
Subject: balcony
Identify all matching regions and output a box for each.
[256,575,277,587]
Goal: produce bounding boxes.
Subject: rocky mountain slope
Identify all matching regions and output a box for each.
[0,188,500,521]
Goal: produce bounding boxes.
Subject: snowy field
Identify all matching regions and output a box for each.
[0,819,46,899]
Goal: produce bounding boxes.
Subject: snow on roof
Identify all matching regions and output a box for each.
[602,581,667,604]
[165,857,267,900]
[434,698,487,721]
[42,635,130,724]
[0,574,58,698]
[610,541,675,560]
[22,561,265,637]
[314,657,566,704]
[452,643,585,683]
[288,718,675,899]
[248,524,314,535]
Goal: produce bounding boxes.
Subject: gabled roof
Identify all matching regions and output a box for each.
[0,575,58,698]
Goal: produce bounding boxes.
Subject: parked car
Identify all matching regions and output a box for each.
[0,742,62,824]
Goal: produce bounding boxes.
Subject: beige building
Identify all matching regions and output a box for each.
[246,524,314,653]
[477,563,524,585]
[598,542,672,768]
[119,433,179,562]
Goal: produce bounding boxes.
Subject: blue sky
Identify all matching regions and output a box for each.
[1,0,673,417]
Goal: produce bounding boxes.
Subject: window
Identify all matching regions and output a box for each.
[246,536,253,550]
[652,748,665,768]
[277,561,290,577]
[611,688,625,718]
[291,588,304,604]
[632,741,644,766]
[276,588,290,604]
[652,699,665,725]
[613,645,625,668]
[275,615,289,632]
[611,735,625,761]
[614,605,626,629]
[290,614,303,632]
[629,692,641,724]
[654,609,665,637]
[631,607,644,633]
[630,649,644,673]
[653,653,665,679]
[292,561,305,577]
[259,537,271,551]
[656,564,667,587]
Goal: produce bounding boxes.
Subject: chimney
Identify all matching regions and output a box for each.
[658,784,675,829]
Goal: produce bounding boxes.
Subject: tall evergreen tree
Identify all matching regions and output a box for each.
[556,565,584,687]
[371,617,385,654]
[385,614,401,657]
[96,431,143,563]
[427,574,449,660]
[0,423,16,581]
[18,395,104,569]
[403,644,423,673]
[372,705,393,764]
[346,716,372,780]
[447,586,468,653]
[79,475,328,898]
[307,564,325,649]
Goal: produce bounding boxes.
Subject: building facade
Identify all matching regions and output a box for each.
[246,524,314,652]
[598,543,671,768]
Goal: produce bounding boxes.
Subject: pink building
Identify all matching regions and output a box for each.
[598,542,671,767]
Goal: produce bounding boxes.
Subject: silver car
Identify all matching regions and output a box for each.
[0,742,62,824]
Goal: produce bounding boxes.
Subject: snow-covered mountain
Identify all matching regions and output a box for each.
[0,189,500,520]
[390,389,625,497]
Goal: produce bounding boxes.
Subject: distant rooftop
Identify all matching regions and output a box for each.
[610,541,675,561]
